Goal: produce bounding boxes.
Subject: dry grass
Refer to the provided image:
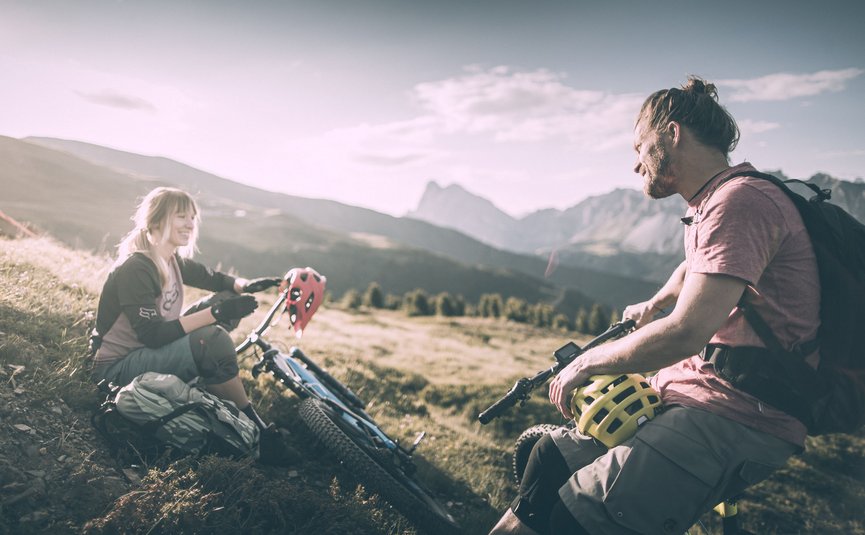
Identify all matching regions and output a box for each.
[2,236,864,535]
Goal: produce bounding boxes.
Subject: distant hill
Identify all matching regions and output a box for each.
[21,136,659,310]
[409,171,865,281]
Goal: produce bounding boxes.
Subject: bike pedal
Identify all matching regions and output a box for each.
[407,431,426,454]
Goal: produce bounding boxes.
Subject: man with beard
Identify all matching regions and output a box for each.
[489,77,820,535]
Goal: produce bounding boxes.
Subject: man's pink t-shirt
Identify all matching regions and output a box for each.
[649,162,821,446]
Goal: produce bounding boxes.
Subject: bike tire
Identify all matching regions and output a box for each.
[298,397,461,534]
[512,424,562,486]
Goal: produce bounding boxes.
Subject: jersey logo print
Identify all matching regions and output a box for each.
[138,307,158,320]
[162,282,181,312]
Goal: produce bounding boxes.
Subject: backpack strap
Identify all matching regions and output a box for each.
[138,403,204,435]
[737,293,820,358]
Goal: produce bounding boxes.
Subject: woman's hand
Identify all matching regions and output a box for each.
[241,277,282,293]
[549,360,591,419]
[212,295,258,322]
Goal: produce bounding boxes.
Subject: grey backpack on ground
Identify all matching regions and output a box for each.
[113,372,260,459]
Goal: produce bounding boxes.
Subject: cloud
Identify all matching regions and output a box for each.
[718,68,864,102]
[412,66,644,149]
[737,119,781,135]
[75,89,157,112]
[353,152,430,166]
[816,148,865,159]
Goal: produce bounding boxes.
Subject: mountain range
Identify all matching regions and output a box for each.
[409,172,865,281]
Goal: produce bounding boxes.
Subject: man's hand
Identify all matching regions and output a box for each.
[622,300,662,329]
[549,359,592,419]
[242,277,282,293]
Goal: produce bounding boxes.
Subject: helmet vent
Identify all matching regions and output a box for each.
[648,395,660,405]
[593,407,609,424]
[613,386,637,404]
[305,293,315,311]
[607,418,623,434]
[625,400,643,415]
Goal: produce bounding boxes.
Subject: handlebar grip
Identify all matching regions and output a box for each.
[478,393,519,424]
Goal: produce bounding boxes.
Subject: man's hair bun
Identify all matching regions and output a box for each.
[682,76,718,100]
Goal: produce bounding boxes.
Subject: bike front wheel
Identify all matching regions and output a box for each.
[298,397,461,534]
[512,423,562,486]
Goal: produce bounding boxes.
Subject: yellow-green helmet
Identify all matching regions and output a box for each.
[570,374,662,448]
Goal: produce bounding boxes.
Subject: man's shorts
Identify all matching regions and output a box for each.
[551,405,798,535]
[92,334,199,387]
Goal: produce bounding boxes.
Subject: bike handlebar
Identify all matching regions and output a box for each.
[478,320,636,425]
[234,290,289,354]
[478,378,532,424]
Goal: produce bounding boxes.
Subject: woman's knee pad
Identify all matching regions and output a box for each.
[188,325,239,384]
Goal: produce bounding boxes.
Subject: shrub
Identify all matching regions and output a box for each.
[574,308,588,333]
[435,292,458,317]
[363,282,385,309]
[340,289,362,309]
[587,303,609,335]
[403,289,432,317]
[529,303,554,327]
[504,297,528,323]
[384,293,402,310]
[552,313,571,332]
[478,293,503,318]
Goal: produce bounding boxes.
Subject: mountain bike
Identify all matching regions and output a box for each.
[235,292,461,535]
[478,321,754,535]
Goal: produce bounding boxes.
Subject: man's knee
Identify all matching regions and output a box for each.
[188,324,239,384]
[548,500,590,535]
[511,434,573,534]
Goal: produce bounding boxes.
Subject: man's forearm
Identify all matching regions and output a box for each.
[650,260,687,310]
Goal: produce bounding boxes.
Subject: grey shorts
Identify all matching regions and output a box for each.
[551,405,798,535]
[92,335,199,387]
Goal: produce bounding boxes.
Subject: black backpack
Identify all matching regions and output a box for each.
[702,171,865,436]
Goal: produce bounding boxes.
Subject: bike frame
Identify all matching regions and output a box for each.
[478,320,636,424]
[235,292,407,460]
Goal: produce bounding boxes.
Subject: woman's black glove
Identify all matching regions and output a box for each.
[242,277,283,293]
[212,294,258,321]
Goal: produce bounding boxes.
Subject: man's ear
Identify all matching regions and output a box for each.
[666,121,681,147]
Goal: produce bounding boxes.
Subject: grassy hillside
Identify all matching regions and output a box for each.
[1,237,864,534]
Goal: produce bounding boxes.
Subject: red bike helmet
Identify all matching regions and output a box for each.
[279,267,326,339]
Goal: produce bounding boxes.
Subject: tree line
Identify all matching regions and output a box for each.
[335,283,620,335]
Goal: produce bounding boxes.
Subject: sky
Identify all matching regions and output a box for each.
[2,0,864,217]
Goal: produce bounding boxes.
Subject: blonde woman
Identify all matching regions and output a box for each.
[91,187,288,464]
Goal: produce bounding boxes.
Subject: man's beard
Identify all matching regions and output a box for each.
[643,142,676,199]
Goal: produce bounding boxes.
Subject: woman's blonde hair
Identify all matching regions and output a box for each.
[116,187,200,288]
